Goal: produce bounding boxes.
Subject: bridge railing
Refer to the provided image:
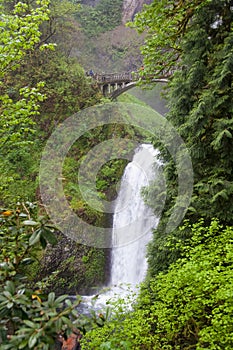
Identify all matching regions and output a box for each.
[93,68,176,85]
[95,72,133,83]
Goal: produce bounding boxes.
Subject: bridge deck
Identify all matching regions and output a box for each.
[90,69,174,98]
[93,69,174,85]
[94,72,135,84]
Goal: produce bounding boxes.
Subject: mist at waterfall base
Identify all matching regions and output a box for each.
[79,144,161,314]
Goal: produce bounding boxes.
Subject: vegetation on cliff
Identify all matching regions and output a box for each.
[132,0,233,275]
[0,2,131,346]
[76,0,123,37]
[80,0,233,348]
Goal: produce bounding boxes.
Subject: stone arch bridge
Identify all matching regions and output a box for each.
[93,71,172,99]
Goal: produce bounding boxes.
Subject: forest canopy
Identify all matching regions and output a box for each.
[131,0,233,274]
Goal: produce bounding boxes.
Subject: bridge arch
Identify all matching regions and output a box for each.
[110,79,168,100]
[92,72,170,99]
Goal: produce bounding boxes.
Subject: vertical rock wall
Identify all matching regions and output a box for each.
[122,0,153,24]
[80,0,153,24]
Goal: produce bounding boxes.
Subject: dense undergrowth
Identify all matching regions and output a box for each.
[80,219,233,349]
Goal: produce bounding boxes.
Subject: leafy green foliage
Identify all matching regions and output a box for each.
[0,202,56,275]
[0,203,81,349]
[132,0,233,275]
[0,0,51,74]
[0,0,50,205]
[0,0,52,151]
[130,0,216,75]
[0,1,90,346]
[81,220,233,349]
[0,83,45,151]
[80,289,137,349]
[0,0,101,205]
[0,288,80,350]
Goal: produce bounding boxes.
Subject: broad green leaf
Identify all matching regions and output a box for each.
[29,229,41,246]
[6,302,13,309]
[24,320,37,328]
[41,228,58,245]
[19,213,28,217]
[55,295,68,304]
[39,235,47,249]
[5,280,15,294]
[48,292,55,305]
[28,334,38,349]
[23,220,38,226]
[21,258,34,265]
[19,338,28,349]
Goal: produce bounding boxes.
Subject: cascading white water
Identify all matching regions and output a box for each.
[110,143,160,288]
[79,144,161,312]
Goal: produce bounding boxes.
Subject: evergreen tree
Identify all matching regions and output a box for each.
[132,0,233,275]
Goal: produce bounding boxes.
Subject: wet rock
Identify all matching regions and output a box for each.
[122,0,153,24]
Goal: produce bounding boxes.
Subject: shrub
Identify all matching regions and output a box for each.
[0,203,81,349]
[81,219,233,349]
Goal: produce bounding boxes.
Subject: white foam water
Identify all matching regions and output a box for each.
[79,144,160,313]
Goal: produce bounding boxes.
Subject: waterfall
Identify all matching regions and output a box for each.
[79,144,160,312]
[110,143,159,288]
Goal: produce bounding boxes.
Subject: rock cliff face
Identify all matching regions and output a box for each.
[122,0,153,24]
[80,0,153,24]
